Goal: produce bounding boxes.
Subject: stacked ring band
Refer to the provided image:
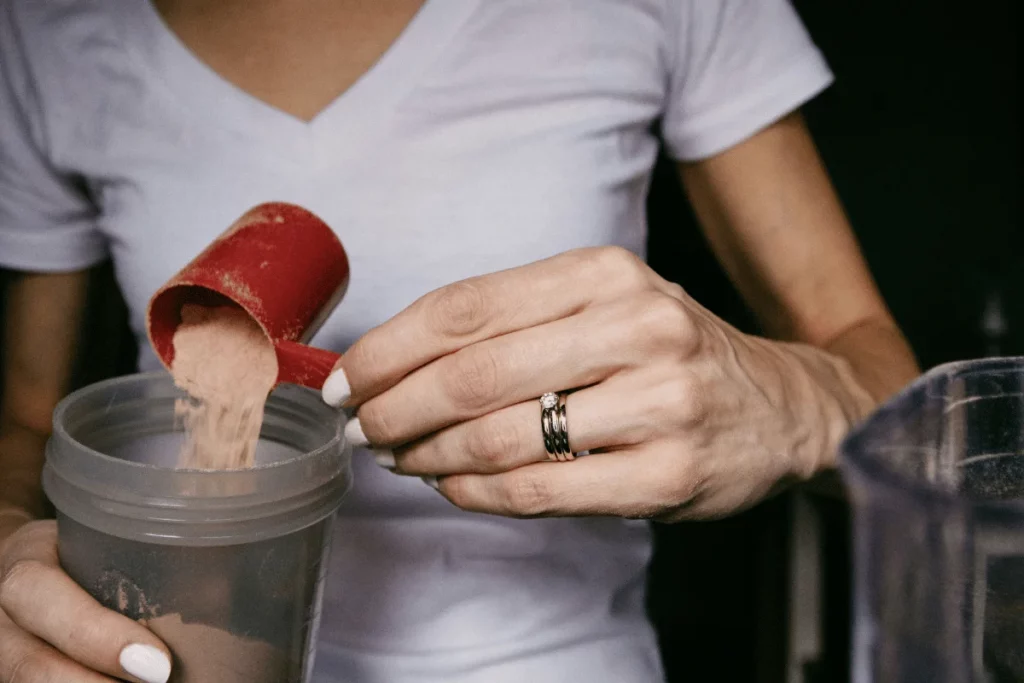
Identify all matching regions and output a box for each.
[539,392,574,461]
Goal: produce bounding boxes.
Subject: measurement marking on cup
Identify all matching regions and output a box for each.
[958,452,1021,467]
[103,389,119,416]
[943,391,1024,413]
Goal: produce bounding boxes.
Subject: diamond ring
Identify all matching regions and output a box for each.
[539,392,574,461]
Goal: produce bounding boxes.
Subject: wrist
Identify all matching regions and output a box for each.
[770,339,877,477]
[806,349,877,473]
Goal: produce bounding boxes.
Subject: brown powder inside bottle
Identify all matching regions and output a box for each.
[145,613,290,683]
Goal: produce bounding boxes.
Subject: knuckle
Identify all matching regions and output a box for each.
[438,475,486,514]
[645,451,703,517]
[427,280,490,338]
[645,480,681,516]
[637,294,696,346]
[580,246,648,293]
[357,399,399,445]
[345,336,389,384]
[664,281,688,302]
[502,471,554,517]
[442,347,503,411]
[440,475,467,508]
[595,245,642,274]
[465,418,522,470]
[7,647,56,683]
[0,559,42,612]
[670,453,704,496]
[659,371,708,427]
[670,458,706,508]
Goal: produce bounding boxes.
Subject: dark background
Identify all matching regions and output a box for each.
[1,2,1020,682]
[647,1,1021,682]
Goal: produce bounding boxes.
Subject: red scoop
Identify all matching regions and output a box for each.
[147,202,348,390]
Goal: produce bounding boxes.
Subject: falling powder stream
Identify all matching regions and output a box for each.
[153,304,294,681]
[170,304,278,469]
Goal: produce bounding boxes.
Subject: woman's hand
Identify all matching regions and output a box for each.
[0,516,172,683]
[324,247,876,521]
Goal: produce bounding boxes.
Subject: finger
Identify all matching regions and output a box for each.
[352,292,698,447]
[393,368,691,475]
[334,247,672,405]
[0,522,172,683]
[0,609,117,683]
[437,447,696,519]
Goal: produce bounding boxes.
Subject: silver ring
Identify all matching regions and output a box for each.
[556,393,571,460]
[540,392,574,461]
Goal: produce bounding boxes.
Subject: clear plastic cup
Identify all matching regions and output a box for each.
[43,372,351,683]
[840,357,1024,683]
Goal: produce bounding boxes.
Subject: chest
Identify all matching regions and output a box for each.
[57,0,671,351]
[151,0,427,122]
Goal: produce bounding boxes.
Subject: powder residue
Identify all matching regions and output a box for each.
[97,569,158,621]
[171,304,278,469]
[146,613,290,683]
[99,573,292,681]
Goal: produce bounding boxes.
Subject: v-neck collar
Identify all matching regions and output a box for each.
[116,0,478,164]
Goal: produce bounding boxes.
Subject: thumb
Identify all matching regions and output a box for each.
[0,521,173,683]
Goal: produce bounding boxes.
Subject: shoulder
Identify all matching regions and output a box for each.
[659,0,831,160]
[0,0,134,161]
[658,0,822,88]
[0,0,103,63]
[1,0,127,80]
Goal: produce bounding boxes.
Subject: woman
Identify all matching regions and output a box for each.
[0,0,918,681]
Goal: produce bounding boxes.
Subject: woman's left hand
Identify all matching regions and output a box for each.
[323,247,875,521]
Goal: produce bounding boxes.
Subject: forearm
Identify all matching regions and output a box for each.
[0,391,56,547]
[677,114,920,469]
[1,269,90,537]
[812,313,918,461]
[0,426,45,549]
[0,424,49,518]
[823,315,919,405]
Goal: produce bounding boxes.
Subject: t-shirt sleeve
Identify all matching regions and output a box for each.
[662,0,834,161]
[0,1,106,272]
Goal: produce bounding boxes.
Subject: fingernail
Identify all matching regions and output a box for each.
[322,367,351,408]
[120,643,171,683]
[344,417,370,447]
[421,476,440,491]
[373,449,396,469]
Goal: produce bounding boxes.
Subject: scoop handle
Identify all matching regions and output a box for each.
[275,340,341,390]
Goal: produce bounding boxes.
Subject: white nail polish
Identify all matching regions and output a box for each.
[344,418,369,447]
[321,367,351,408]
[120,643,171,683]
[421,476,440,490]
[373,449,396,469]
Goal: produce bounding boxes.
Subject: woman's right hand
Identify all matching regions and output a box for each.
[0,517,172,683]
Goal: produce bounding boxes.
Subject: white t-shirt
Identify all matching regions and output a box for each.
[0,1,832,681]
